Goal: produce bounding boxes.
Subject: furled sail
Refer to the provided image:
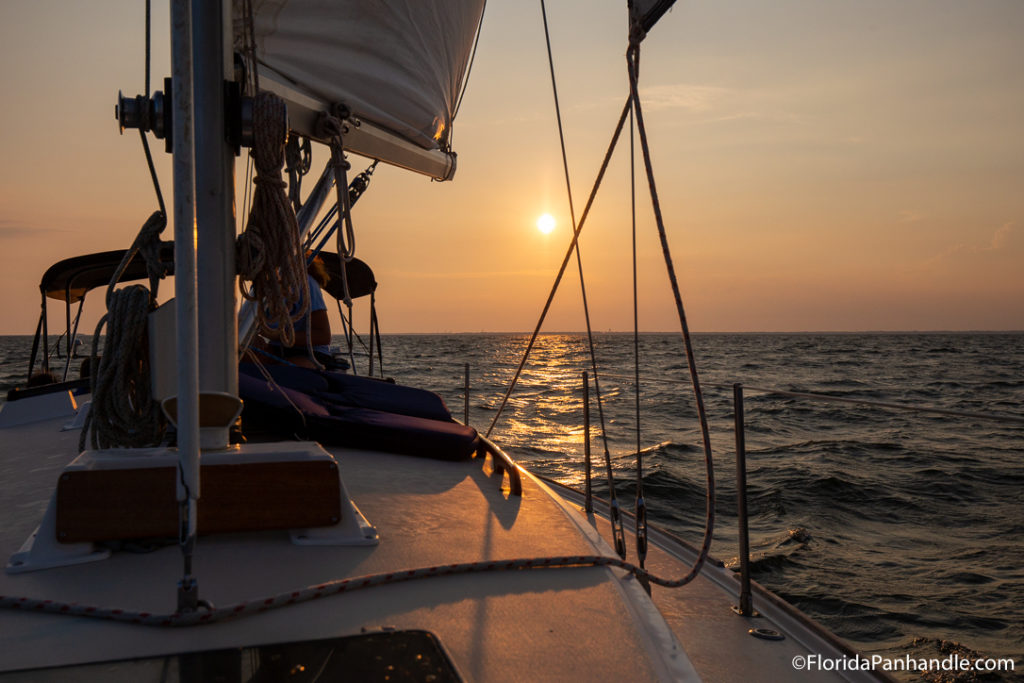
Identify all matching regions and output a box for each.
[234,0,485,179]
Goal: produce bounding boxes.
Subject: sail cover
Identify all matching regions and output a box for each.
[234,1,485,152]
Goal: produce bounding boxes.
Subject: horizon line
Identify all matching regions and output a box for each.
[2,329,1023,337]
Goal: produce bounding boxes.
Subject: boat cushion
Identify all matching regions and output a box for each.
[239,364,478,460]
[251,364,453,422]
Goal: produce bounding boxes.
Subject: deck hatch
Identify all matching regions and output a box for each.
[0,630,461,682]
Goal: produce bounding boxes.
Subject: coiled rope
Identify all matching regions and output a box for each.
[237,91,310,349]
[78,211,168,451]
[0,552,707,628]
[79,285,163,451]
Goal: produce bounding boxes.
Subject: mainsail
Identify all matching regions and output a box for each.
[234,0,485,178]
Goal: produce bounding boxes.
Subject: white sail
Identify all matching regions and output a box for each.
[234,0,484,155]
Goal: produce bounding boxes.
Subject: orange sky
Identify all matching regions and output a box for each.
[1,0,1021,335]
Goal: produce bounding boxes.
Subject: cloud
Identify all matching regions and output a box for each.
[396,269,552,280]
[989,222,1013,250]
[0,220,30,238]
[897,210,924,223]
[638,84,731,113]
[924,222,1017,266]
[0,220,69,239]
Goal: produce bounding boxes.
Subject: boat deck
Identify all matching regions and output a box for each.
[558,487,891,683]
[0,412,884,680]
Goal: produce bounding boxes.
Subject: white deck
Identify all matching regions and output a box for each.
[0,412,884,681]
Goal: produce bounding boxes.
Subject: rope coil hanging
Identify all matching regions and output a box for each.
[314,109,357,306]
[237,91,310,348]
[79,212,169,452]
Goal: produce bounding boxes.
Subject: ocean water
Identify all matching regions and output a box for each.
[378,332,1024,680]
[2,332,1022,680]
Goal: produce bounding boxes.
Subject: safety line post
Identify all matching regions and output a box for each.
[464,362,470,427]
[733,383,753,617]
[583,370,592,513]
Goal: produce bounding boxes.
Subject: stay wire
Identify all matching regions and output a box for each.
[139,132,166,219]
[484,97,631,438]
[539,0,625,559]
[627,42,715,586]
[449,0,488,150]
[144,0,151,97]
[630,104,647,569]
[140,0,165,218]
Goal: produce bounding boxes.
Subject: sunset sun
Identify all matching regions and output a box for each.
[537,213,556,234]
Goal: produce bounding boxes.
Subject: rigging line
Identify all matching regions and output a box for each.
[144,0,151,97]
[140,0,165,218]
[242,153,254,230]
[243,0,260,94]
[334,299,358,372]
[450,0,488,148]
[485,97,631,441]
[337,302,356,370]
[627,43,714,586]
[140,131,166,218]
[539,0,577,229]
[540,0,624,557]
[630,104,647,570]
[372,299,385,378]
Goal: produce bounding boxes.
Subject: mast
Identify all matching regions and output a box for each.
[192,0,237,398]
[167,0,239,613]
[169,0,201,609]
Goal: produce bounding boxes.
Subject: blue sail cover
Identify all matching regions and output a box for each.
[235,0,485,152]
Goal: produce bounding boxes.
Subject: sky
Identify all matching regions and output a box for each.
[0,0,1021,335]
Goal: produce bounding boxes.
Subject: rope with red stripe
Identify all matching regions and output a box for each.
[1,553,702,627]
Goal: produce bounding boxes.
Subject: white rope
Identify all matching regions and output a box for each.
[237,92,309,348]
[79,285,164,451]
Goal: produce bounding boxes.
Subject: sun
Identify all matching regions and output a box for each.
[537,213,556,234]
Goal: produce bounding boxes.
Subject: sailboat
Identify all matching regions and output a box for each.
[0,1,892,680]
